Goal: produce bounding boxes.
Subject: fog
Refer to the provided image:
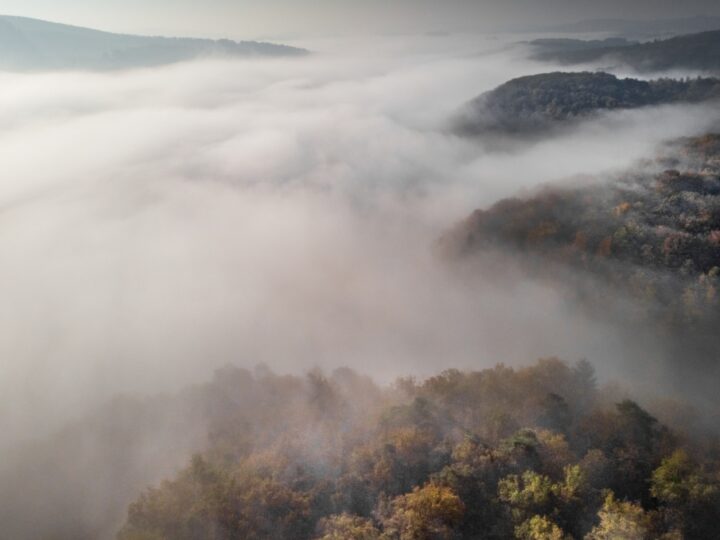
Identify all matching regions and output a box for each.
[1,34,718,445]
[1,32,720,538]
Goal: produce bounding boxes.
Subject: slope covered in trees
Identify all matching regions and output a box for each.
[0,15,306,71]
[116,359,720,540]
[528,30,720,73]
[539,16,720,37]
[455,72,720,135]
[111,135,720,540]
[444,135,720,320]
[526,38,637,61]
[442,134,720,397]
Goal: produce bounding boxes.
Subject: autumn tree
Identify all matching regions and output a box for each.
[584,492,653,540]
[315,514,381,540]
[651,450,720,539]
[380,483,465,540]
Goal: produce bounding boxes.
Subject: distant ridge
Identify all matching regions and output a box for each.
[0,15,307,70]
[540,15,720,37]
[528,30,720,73]
[454,72,720,136]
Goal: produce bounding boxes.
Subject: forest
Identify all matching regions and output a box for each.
[442,134,720,402]
[444,134,720,325]
[116,359,720,540]
[3,6,720,540]
[456,73,720,135]
[527,38,638,61]
[527,30,720,73]
[113,134,720,540]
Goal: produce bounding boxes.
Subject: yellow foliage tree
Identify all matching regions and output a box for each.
[585,492,651,540]
[315,513,381,540]
[382,484,464,540]
[516,515,568,540]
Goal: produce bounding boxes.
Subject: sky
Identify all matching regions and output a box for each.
[1,0,720,39]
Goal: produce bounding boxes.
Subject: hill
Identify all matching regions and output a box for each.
[442,134,720,368]
[539,15,720,37]
[454,72,720,135]
[528,30,720,73]
[115,360,720,540]
[527,38,637,63]
[0,15,306,70]
[528,38,638,60]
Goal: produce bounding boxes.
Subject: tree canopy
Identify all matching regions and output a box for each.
[117,358,720,539]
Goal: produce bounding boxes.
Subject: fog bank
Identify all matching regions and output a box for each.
[1,34,718,448]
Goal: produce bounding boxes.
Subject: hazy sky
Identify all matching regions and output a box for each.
[2,0,720,39]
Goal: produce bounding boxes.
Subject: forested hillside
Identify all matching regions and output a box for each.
[526,38,637,61]
[0,15,305,70]
[455,72,720,135]
[116,360,720,540]
[541,16,720,37]
[442,134,720,403]
[444,134,720,325]
[528,30,720,73]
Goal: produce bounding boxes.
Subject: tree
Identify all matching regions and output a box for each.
[584,492,652,540]
[536,394,572,434]
[434,437,511,537]
[516,515,568,540]
[315,514,381,540]
[499,470,557,532]
[651,450,720,538]
[381,484,465,540]
[498,465,588,537]
[118,455,314,540]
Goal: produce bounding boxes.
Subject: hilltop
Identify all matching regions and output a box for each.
[0,15,306,70]
[443,134,720,348]
[528,30,720,73]
[540,15,720,37]
[454,72,720,135]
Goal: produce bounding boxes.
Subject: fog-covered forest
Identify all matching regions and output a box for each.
[527,30,720,73]
[116,359,720,540]
[444,135,720,390]
[3,3,720,539]
[456,73,720,134]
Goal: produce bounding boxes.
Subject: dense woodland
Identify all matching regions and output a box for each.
[527,38,638,60]
[442,133,720,404]
[445,134,720,327]
[116,359,720,539]
[542,17,720,37]
[528,30,720,73]
[112,138,720,540]
[456,73,720,135]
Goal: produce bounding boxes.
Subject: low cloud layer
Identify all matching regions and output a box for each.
[0,34,718,449]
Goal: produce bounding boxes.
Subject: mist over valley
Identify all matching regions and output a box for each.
[1,7,720,540]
